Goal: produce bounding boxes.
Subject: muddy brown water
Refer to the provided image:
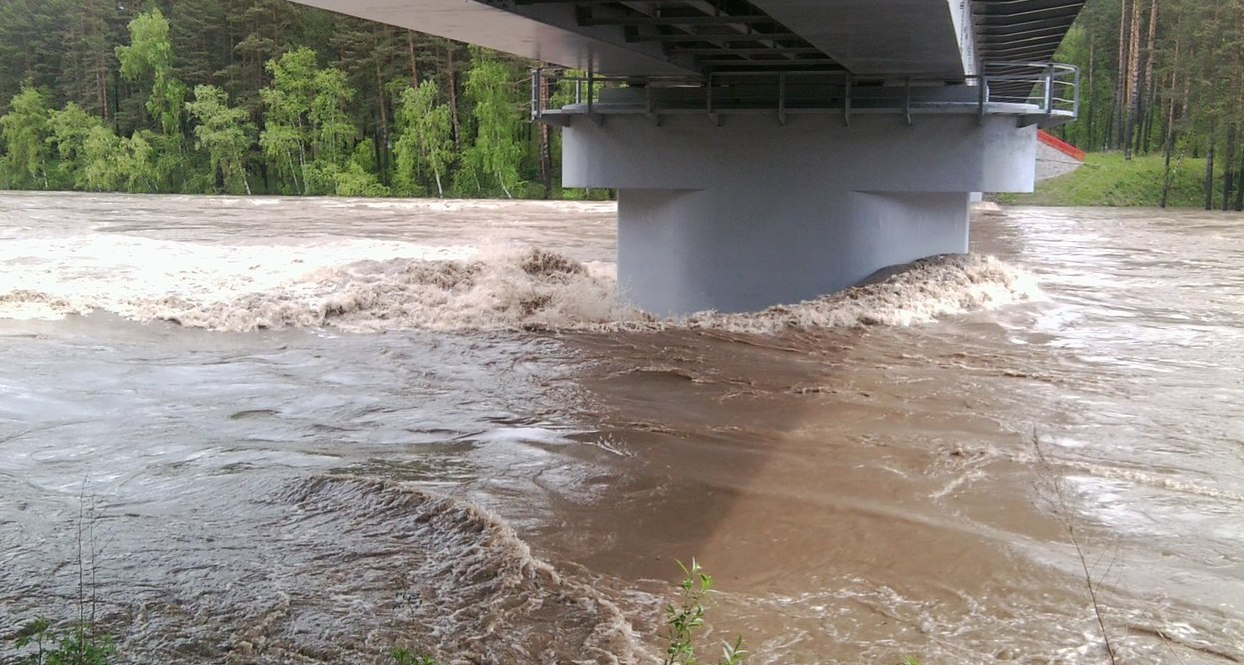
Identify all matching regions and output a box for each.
[0,192,1240,664]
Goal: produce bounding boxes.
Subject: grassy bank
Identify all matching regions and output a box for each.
[998,152,1224,208]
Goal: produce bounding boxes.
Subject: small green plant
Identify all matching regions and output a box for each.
[662,559,747,665]
[390,647,437,665]
[900,658,922,665]
[11,485,118,665]
[12,618,116,665]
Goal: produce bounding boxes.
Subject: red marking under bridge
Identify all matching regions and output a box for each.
[1038,130,1085,161]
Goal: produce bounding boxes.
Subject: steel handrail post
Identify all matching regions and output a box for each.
[587,68,595,116]
[531,68,541,120]
[904,76,912,126]
[977,73,987,126]
[778,72,787,125]
[1043,63,1054,115]
[843,73,851,126]
[1072,65,1081,117]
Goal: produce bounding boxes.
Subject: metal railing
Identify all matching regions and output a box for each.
[531,62,1079,127]
[982,62,1079,115]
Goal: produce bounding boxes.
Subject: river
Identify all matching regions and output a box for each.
[0,192,1240,664]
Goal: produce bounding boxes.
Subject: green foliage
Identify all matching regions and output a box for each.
[116,10,175,83]
[117,10,188,139]
[119,132,159,194]
[260,48,360,194]
[394,80,455,196]
[338,139,390,197]
[0,85,52,188]
[0,2,574,199]
[12,619,116,665]
[1049,0,1244,206]
[260,47,318,194]
[663,559,747,665]
[559,187,613,201]
[998,152,1220,207]
[81,126,124,191]
[74,126,159,194]
[462,49,523,198]
[47,103,105,189]
[185,85,254,194]
[335,164,391,197]
[309,67,357,164]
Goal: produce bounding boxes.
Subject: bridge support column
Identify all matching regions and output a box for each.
[562,113,1036,315]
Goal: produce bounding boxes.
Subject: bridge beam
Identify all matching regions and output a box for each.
[563,113,1035,315]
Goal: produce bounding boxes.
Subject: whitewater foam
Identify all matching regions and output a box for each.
[0,229,1039,333]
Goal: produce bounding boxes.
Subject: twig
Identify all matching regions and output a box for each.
[1155,629,1190,665]
[77,477,88,640]
[1032,431,1119,665]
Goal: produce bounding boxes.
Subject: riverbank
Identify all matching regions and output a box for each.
[998,151,1224,207]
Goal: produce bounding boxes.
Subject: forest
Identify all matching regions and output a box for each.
[0,0,561,198]
[0,0,1241,204]
[1049,0,1244,209]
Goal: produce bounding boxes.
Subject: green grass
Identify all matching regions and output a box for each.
[997,151,1225,208]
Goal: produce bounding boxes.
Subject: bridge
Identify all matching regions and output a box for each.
[291,0,1084,314]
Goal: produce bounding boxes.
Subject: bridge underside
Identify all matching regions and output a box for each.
[291,0,1084,314]
[295,0,1083,91]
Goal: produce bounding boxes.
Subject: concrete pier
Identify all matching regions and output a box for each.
[563,113,1036,314]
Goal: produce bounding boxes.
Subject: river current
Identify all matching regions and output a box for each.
[0,192,1240,664]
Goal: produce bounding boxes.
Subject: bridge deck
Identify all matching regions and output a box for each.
[294,0,1085,86]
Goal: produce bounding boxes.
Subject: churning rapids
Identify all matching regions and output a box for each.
[0,192,1240,664]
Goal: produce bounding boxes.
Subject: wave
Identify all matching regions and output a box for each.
[0,233,1038,332]
[15,474,644,664]
[675,254,1041,334]
[255,475,642,664]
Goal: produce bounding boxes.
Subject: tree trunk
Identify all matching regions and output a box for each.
[1139,0,1159,154]
[1123,0,1142,159]
[446,41,461,151]
[112,68,121,131]
[242,162,253,196]
[1142,74,1158,154]
[1113,0,1130,150]
[1204,131,1216,211]
[1224,125,1236,211]
[1086,35,1096,149]
[1161,47,1178,156]
[96,58,109,120]
[407,32,418,85]
[538,74,552,198]
[374,55,390,183]
[1235,148,1244,211]
[1160,125,1175,208]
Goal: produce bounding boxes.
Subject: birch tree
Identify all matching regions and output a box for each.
[186,84,255,194]
[393,80,455,196]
